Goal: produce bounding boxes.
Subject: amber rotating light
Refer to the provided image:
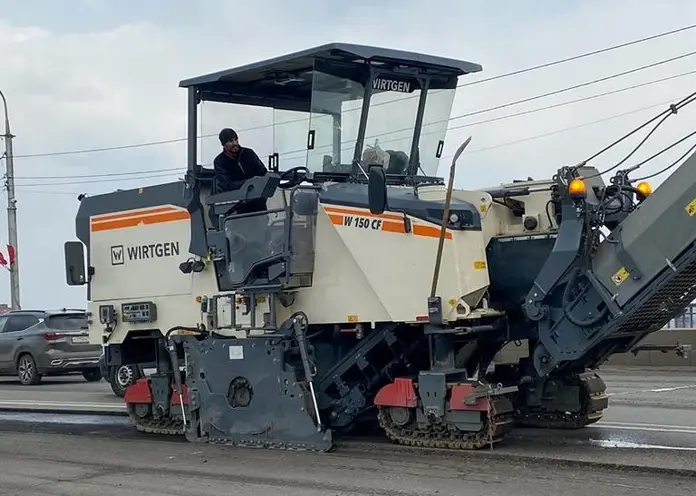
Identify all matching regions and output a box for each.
[568,178,587,198]
[635,181,653,200]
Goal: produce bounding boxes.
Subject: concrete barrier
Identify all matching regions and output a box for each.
[493,328,695,368]
[605,328,695,367]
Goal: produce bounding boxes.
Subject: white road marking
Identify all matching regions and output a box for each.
[0,400,124,411]
[591,422,696,434]
[590,439,696,451]
[607,384,696,396]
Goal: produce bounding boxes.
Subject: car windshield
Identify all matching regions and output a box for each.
[46,314,88,330]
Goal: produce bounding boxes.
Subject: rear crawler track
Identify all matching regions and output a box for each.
[375,379,517,449]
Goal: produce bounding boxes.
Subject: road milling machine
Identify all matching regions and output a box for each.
[64,42,696,452]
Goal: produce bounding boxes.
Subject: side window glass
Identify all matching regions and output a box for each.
[0,315,9,333]
[4,315,40,333]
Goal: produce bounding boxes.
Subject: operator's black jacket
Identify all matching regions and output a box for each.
[213,147,268,213]
[213,146,267,192]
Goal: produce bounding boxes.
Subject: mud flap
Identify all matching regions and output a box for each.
[183,336,333,452]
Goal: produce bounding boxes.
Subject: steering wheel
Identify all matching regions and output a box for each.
[278,166,309,189]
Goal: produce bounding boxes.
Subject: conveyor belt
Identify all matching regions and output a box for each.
[593,149,696,331]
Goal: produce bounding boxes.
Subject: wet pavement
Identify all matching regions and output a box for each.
[0,367,695,466]
[1,428,695,495]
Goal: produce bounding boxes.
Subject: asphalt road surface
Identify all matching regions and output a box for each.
[2,429,696,496]
[0,366,695,495]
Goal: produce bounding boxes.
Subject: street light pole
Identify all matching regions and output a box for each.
[0,89,20,310]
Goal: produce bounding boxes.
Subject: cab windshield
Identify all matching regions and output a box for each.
[196,68,457,179]
[273,70,457,178]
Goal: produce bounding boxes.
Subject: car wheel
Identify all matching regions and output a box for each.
[82,369,103,382]
[17,354,42,385]
[109,364,139,397]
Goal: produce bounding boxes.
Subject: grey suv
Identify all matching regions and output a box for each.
[0,309,102,385]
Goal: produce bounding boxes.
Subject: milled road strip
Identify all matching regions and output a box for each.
[1,429,695,496]
[1,415,696,476]
[607,384,696,395]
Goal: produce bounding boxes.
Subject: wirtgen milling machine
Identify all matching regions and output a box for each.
[64,43,695,452]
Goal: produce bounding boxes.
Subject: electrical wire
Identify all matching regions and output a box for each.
[9,45,696,162]
[14,171,181,187]
[14,65,696,183]
[458,23,696,87]
[444,99,674,159]
[348,49,696,145]
[348,68,696,151]
[10,97,679,190]
[13,167,182,180]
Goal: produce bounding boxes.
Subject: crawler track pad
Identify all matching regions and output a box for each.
[184,337,333,452]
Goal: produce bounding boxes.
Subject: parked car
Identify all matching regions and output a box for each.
[0,308,102,385]
[99,348,142,397]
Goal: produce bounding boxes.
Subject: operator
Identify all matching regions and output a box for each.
[213,127,268,213]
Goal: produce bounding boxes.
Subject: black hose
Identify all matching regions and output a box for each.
[163,326,199,431]
[562,267,608,327]
[164,325,201,339]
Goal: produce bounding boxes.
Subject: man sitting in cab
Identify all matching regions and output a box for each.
[213,127,268,213]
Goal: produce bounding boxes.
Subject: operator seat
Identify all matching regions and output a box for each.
[385,150,409,174]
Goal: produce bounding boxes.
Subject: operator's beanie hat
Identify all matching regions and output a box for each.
[219,128,238,145]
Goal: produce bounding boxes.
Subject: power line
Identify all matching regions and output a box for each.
[353,67,696,148]
[9,34,696,162]
[458,23,696,87]
[12,97,681,191]
[356,49,696,144]
[13,67,696,182]
[13,167,182,180]
[14,171,180,187]
[446,99,675,158]
[278,67,696,160]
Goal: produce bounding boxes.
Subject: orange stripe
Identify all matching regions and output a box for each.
[328,214,343,226]
[328,214,452,239]
[414,224,452,240]
[381,220,406,233]
[323,205,403,221]
[91,206,178,223]
[91,211,190,232]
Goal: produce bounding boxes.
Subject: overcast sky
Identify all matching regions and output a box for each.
[1,0,696,309]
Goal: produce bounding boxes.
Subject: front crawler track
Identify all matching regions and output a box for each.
[515,370,608,429]
[377,396,516,450]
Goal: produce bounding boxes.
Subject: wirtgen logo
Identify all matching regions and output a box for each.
[110,242,180,266]
[110,245,124,266]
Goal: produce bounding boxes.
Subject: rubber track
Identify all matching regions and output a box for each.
[376,396,516,450]
[127,406,185,436]
[515,372,608,429]
[127,404,331,452]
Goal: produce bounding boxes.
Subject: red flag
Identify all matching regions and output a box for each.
[6,245,14,265]
[0,252,7,266]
